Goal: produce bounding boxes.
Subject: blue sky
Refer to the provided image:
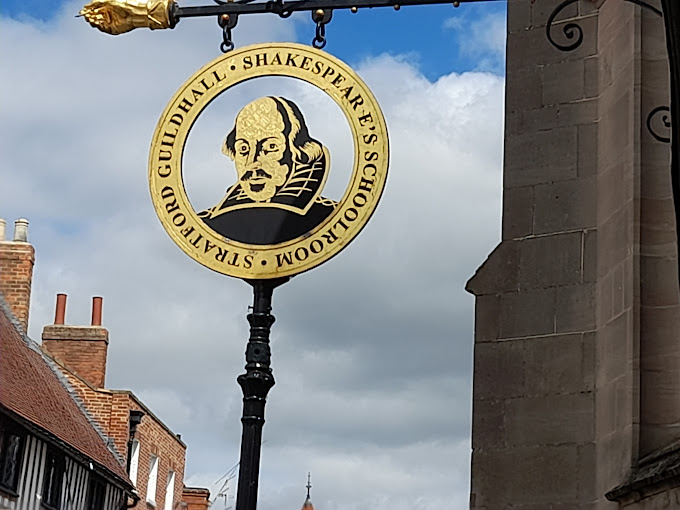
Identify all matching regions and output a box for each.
[0,1,506,508]
[0,0,506,79]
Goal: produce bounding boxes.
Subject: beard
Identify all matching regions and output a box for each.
[244,179,279,201]
[239,161,289,202]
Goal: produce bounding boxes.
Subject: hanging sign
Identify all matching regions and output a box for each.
[149,43,389,279]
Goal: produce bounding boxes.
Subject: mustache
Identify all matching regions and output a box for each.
[240,167,273,181]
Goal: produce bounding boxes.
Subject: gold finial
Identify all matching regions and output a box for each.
[394,4,400,10]
[314,9,325,19]
[453,1,460,6]
[350,6,358,13]
[79,0,175,35]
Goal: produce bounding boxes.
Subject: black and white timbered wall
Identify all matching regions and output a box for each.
[0,417,126,510]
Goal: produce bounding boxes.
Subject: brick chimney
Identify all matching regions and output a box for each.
[0,218,36,332]
[42,295,109,388]
[182,488,211,510]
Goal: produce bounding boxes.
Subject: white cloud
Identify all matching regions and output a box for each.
[1,3,503,509]
[443,10,507,73]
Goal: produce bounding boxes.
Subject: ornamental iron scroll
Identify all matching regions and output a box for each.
[546,0,583,52]
[547,0,662,52]
[647,106,672,143]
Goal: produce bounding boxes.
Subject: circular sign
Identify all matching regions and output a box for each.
[149,43,389,279]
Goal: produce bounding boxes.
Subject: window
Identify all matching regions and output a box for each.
[86,476,106,510]
[164,471,175,510]
[146,455,158,505]
[128,440,140,486]
[42,449,64,510]
[0,425,24,495]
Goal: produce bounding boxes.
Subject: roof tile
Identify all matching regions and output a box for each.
[0,296,131,483]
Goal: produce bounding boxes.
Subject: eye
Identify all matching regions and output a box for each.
[269,143,277,150]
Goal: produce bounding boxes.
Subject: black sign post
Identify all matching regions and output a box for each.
[236,278,288,510]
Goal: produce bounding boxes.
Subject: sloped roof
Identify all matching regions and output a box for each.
[0,296,131,484]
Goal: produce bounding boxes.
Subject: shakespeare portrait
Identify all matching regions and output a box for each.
[199,96,337,245]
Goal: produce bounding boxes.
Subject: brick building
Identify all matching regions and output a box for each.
[0,218,134,510]
[0,218,210,510]
[40,294,192,510]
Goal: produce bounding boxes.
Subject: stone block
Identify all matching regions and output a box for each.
[577,442,597,504]
[505,393,594,446]
[640,223,677,257]
[578,0,600,17]
[640,254,680,307]
[502,186,534,240]
[505,65,543,112]
[577,122,598,177]
[472,398,505,449]
[505,127,578,188]
[531,0,578,27]
[597,164,630,224]
[641,11,669,61]
[639,306,680,359]
[466,241,519,296]
[623,255,635,311]
[500,288,555,338]
[583,229,596,283]
[598,89,633,172]
[640,367,680,425]
[524,333,585,395]
[473,339,525,400]
[611,263,624,319]
[582,332,595,392]
[597,210,632,277]
[596,312,632,388]
[639,156,672,200]
[640,198,678,256]
[640,423,680,461]
[597,272,614,326]
[519,232,583,289]
[506,107,559,136]
[640,59,670,97]
[533,178,596,234]
[542,60,586,105]
[508,15,597,70]
[557,98,598,127]
[584,56,599,98]
[474,294,501,343]
[594,425,635,494]
[556,284,597,333]
[507,0,531,34]
[598,5,636,75]
[472,446,579,506]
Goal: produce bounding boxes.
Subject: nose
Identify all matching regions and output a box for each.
[250,141,268,165]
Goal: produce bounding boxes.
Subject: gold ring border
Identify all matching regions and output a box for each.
[149,43,389,279]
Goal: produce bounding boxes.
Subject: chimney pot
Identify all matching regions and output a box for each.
[13,218,29,242]
[91,297,103,326]
[0,219,5,241]
[55,294,67,325]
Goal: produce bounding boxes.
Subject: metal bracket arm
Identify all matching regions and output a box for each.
[79,0,497,34]
[175,0,495,19]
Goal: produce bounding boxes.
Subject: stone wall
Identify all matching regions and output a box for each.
[468,0,676,507]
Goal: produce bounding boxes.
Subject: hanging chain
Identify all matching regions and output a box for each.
[311,9,332,49]
[218,13,238,53]
[221,23,234,52]
[313,22,326,48]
